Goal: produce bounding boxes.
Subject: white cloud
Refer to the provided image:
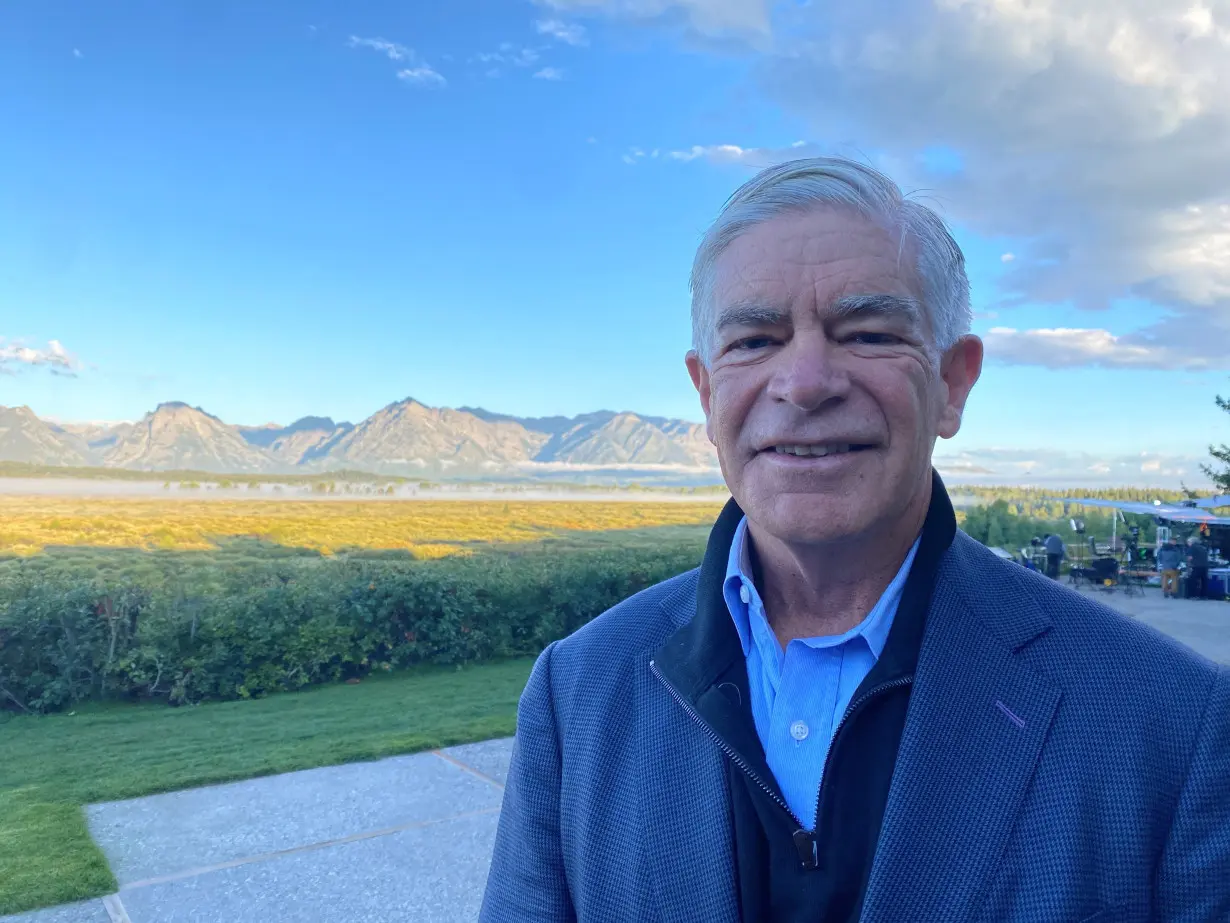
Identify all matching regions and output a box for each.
[476,46,541,68]
[0,338,82,376]
[1000,252,1015,263]
[669,143,748,162]
[398,65,446,86]
[537,18,589,45]
[668,139,815,164]
[547,0,1230,370]
[349,35,445,87]
[347,35,410,61]
[535,0,771,40]
[934,447,1209,488]
[534,66,565,80]
[982,326,1230,371]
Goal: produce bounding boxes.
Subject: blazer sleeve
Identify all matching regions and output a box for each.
[1153,664,1230,921]
[479,640,577,923]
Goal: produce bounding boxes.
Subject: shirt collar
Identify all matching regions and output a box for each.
[723,516,757,658]
[722,514,921,662]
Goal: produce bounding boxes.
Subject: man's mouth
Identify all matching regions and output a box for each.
[767,443,876,458]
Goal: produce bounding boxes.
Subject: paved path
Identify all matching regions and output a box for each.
[5,586,1226,923]
[1071,583,1230,664]
[3,740,512,923]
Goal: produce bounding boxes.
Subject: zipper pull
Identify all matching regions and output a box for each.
[792,829,819,870]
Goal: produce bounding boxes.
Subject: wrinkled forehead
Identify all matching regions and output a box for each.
[709,207,926,323]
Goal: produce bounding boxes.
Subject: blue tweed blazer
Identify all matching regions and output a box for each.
[480,531,1230,922]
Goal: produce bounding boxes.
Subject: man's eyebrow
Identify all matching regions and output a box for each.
[830,293,923,326]
[714,302,791,332]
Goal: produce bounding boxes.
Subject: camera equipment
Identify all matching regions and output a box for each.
[1118,526,1144,596]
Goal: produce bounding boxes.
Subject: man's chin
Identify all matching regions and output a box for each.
[751,493,876,546]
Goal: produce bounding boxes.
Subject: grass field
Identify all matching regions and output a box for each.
[0,495,720,913]
[0,496,725,557]
[0,658,534,915]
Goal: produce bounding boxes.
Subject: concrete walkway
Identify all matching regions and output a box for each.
[1071,582,1230,664]
[3,740,512,923]
[5,586,1226,923]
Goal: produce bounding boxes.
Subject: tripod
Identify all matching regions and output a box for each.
[1117,543,1144,597]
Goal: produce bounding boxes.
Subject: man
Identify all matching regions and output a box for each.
[1043,532,1065,580]
[481,158,1230,923]
[1158,538,1184,599]
[1188,536,1211,600]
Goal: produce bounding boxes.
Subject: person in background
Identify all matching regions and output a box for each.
[1188,536,1210,600]
[1157,538,1183,599]
[1043,531,1065,579]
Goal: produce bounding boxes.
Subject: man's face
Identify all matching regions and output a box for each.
[686,206,982,547]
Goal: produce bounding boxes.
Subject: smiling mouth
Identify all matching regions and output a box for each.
[767,443,877,458]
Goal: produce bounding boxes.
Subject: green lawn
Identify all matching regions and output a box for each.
[0,658,534,915]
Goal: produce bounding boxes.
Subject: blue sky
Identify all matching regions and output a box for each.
[3,0,1229,485]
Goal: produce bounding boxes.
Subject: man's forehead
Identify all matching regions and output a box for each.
[710,210,922,308]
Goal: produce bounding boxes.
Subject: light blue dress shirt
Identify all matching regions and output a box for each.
[722,516,920,829]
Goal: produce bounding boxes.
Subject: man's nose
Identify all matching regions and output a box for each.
[765,332,850,411]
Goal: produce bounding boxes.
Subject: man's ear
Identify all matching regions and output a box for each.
[937,336,983,440]
[685,350,716,444]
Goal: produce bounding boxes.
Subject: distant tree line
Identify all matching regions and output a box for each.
[956,500,1155,554]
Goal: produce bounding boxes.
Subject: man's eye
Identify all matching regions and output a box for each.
[848,332,901,346]
[731,336,775,351]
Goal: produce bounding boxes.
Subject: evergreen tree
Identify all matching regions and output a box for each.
[1202,389,1230,492]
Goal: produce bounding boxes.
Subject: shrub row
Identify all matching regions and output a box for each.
[0,544,703,714]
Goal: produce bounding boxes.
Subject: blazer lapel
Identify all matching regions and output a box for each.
[862,540,1062,923]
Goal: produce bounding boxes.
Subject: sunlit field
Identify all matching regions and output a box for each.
[0,496,725,558]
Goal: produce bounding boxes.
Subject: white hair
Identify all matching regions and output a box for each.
[689,156,972,366]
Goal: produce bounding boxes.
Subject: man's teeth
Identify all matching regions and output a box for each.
[773,444,853,457]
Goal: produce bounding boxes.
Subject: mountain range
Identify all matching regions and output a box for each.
[0,399,719,479]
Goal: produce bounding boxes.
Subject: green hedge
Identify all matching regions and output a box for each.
[0,545,702,714]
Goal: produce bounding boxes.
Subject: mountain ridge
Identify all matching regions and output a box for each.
[1,398,718,478]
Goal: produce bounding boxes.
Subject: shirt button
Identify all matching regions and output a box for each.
[739,584,751,605]
[790,720,809,741]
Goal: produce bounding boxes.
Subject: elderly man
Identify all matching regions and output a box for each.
[480,158,1230,922]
